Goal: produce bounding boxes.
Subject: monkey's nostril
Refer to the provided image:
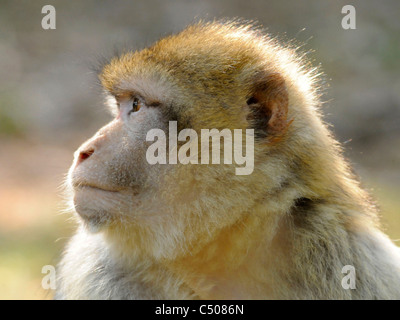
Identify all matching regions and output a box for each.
[77,149,94,165]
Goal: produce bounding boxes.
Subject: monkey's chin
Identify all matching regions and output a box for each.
[73,187,117,233]
[74,205,112,233]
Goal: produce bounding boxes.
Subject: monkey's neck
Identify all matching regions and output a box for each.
[164,195,371,299]
[164,201,291,299]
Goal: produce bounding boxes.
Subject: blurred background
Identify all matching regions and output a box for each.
[0,0,399,299]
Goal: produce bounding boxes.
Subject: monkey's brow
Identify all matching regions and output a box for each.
[114,91,162,108]
[146,101,162,107]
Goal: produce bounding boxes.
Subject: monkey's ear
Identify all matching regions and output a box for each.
[246,73,290,139]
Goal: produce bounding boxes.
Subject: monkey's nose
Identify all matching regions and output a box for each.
[77,148,94,166]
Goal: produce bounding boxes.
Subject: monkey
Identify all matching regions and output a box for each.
[55,20,400,300]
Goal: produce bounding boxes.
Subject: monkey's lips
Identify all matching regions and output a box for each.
[72,182,121,193]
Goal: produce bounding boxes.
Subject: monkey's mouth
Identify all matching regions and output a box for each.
[73,183,120,193]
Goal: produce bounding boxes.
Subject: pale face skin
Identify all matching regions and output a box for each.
[70,96,170,231]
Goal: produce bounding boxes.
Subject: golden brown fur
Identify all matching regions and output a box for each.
[56,21,400,299]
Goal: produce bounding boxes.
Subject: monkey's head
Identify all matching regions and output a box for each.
[68,21,323,259]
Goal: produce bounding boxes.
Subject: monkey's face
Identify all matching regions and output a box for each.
[69,95,173,232]
[69,87,253,234]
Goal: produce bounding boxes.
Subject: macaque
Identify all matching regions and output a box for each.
[56,21,400,299]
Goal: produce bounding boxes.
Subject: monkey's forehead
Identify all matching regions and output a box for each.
[99,22,276,96]
[99,21,318,109]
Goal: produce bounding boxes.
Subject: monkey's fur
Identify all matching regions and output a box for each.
[56,21,400,299]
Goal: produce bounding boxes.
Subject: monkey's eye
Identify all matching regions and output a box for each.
[129,97,142,115]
